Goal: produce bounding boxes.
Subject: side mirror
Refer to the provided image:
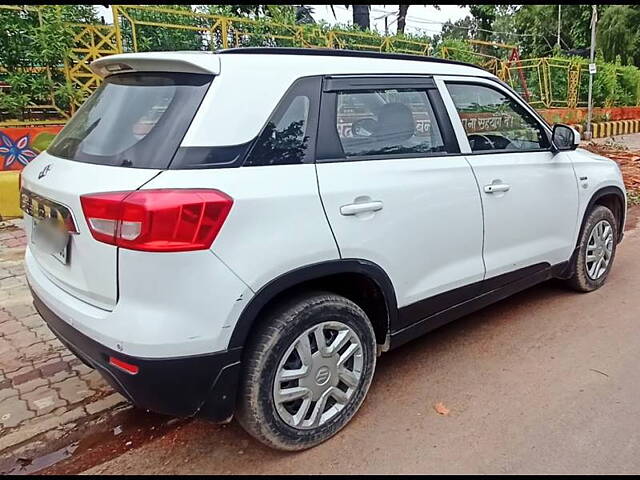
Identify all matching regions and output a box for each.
[551,124,580,152]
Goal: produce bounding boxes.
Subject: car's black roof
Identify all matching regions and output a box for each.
[216,47,480,70]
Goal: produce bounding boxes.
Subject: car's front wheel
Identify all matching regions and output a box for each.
[236,292,377,451]
[567,205,618,292]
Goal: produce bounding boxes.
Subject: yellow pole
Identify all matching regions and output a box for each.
[112,5,123,53]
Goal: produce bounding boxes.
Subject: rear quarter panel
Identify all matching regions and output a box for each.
[141,164,340,292]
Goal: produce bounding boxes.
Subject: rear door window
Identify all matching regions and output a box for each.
[336,88,446,157]
[47,72,213,169]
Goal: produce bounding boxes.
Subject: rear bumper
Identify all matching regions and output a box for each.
[32,289,242,422]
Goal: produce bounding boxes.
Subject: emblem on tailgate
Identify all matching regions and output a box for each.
[38,164,52,179]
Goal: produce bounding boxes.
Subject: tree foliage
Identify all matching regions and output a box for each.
[598,6,640,67]
[0,5,98,120]
[2,3,640,123]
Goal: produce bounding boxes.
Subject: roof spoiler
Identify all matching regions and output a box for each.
[90,52,220,78]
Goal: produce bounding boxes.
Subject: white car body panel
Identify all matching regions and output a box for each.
[316,156,485,308]
[140,164,340,292]
[436,75,581,279]
[571,148,628,235]
[20,152,161,309]
[26,244,254,357]
[464,151,580,278]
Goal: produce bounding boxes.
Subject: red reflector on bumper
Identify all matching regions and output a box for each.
[109,356,139,375]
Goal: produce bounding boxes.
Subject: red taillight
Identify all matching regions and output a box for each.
[109,356,139,375]
[80,189,233,252]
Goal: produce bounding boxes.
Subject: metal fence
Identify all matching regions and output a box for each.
[0,4,637,127]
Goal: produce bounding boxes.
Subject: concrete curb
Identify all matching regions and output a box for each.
[0,171,20,220]
[573,119,640,139]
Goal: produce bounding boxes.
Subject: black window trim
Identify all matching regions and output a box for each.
[443,79,554,156]
[242,74,322,167]
[170,75,323,169]
[316,74,461,163]
[324,75,436,92]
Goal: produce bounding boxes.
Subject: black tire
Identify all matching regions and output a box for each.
[567,205,618,292]
[236,291,377,451]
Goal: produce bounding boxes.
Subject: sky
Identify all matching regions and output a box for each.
[94,5,470,36]
[310,5,469,36]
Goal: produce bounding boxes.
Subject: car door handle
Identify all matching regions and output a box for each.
[340,201,384,216]
[484,183,511,194]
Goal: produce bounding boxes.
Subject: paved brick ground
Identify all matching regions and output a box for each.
[0,219,126,455]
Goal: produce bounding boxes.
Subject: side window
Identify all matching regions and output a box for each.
[446,83,550,152]
[244,77,319,166]
[335,89,445,158]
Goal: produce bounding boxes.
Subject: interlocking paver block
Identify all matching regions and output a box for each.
[54,377,93,404]
[0,354,25,374]
[7,303,36,319]
[81,370,110,393]
[10,368,41,386]
[31,325,56,342]
[16,377,48,395]
[38,359,68,377]
[21,341,55,363]
[0,319,23,336]
[0,276,23,289]
[85,392,126,415]
[20,314,42,329]
[0,385,18,402]
[23,385,66,415]
[0,220,121,457]
[5,330,38,349]
[71,362,93,377]
[0,336,12,353]
[0,398,35,428]
[45,338,65,352]
[48,368,75,385]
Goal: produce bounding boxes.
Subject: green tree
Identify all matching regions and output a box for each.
[598,6,640,66]
[510,4,605,58]
[120,5,205,52]
[0,5,98,120]
[466,4,496,43]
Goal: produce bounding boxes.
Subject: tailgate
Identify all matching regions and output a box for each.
[21,152,161,310]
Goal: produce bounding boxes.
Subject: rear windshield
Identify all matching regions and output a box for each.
[47,72,213,169]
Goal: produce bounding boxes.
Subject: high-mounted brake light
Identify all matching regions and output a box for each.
[80,189,233,252]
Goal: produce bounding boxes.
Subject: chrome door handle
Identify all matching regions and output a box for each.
[484,183,511,194]
[340,201,383,216]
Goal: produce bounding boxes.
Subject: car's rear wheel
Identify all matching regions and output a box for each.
[236,292,377,451]
[567,205,618,292]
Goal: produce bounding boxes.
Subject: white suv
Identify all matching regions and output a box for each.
[20,48,626,450]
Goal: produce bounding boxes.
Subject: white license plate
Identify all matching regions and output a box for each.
[32,218,70,265]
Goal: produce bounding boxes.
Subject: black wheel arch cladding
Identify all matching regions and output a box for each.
[227,259,398,349]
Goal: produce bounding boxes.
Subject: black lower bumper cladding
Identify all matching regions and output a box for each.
[31,289,242,422]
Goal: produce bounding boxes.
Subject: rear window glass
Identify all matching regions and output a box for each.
[47,72,212,169]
